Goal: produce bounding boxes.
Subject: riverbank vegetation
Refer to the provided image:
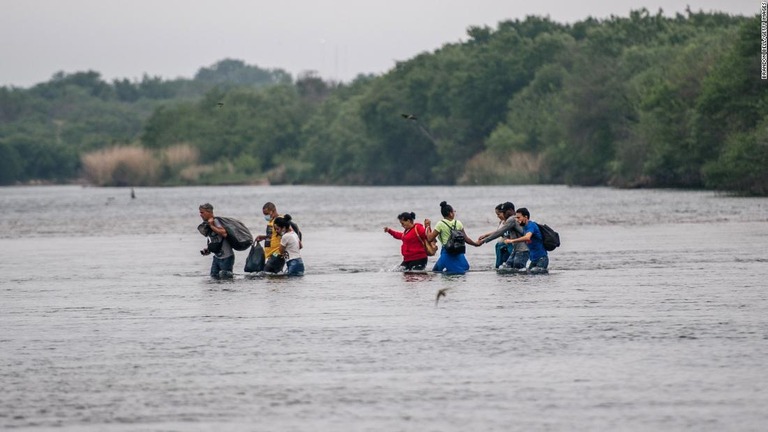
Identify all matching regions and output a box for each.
[1,9,766,195]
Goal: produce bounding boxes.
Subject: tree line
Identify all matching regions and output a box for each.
[1,9,766,195]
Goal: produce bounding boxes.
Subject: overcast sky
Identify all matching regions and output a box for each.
[0,0,758,88]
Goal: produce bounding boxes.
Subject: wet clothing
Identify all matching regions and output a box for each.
[386,223,428,262]
[210,255,234,279]
[434,219,463,246]
[264,255,285,273]
[401,257,428,271]
[263,218,280,257]
[484,218,519,268]
[485,216,531,269]
[280,231,302,261]
[281,230,305,276]
[504,250,529,270]
[285,258,305,276]
[529,255,549,273]
[432,247,470,274]
[495,242,515,269]
[263,216,302,257]
[262,215,302,274]
[432,218,470,274]
[208,218,233,278]
[522,221,548,263]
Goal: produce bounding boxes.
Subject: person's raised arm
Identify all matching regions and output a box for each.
[384,227,403,240]
[207,218,227,237]
[425,219,439,242]
[479,219,517,244]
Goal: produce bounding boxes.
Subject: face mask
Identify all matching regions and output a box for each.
[264,215,272,222]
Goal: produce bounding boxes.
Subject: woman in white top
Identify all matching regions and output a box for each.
[274,215,304,276]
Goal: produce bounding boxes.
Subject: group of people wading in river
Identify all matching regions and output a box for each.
[384,201,550,275]
[198,200,550,279]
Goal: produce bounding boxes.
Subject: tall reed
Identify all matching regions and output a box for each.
[459,151,542,185]
[81,146,160,186]
[163,144,199,172]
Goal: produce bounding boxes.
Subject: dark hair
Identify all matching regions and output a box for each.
[273,214,293,229]
[494,203,503,212]
[397,212,416,222]
[199,203,213,211]
[500,201,515,213]
[262,202,276,211]
[439,201,454,217]
[516,207,530,219]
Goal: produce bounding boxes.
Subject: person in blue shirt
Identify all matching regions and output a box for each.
[503,207,548,274]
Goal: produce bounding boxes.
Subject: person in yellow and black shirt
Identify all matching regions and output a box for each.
[255,202,302,273]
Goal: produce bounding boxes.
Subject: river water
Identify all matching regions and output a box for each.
[1,185,767,431]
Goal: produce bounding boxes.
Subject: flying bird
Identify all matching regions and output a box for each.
[217,102,224,108]
[401,113,417,120]
[435,288,450,306]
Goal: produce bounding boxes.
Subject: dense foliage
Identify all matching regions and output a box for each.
[1,10,765,194]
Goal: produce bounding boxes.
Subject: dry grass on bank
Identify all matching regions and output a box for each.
[163,144,199,172]
[81,146,160,186]
[459,151,543,185]
[81,144,203,186]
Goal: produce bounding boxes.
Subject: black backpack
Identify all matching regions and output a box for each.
[538,223,560,251]
[442,220,466,255]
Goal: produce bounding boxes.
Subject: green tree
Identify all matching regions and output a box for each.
[0,141,22,184]
[696,16,768,193]
[194,59,292,88]
[703,118,768,195]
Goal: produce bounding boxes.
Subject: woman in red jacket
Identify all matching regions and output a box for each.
[384,212,430,271]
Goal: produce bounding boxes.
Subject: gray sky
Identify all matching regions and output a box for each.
[0,0,758,88]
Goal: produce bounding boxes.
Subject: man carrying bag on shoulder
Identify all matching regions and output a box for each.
[198,203,234,279]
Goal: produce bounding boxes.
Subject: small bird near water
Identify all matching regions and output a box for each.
[435,288,451,306]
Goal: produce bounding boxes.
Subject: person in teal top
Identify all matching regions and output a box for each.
[478,201,527,269]
[425,201,480,274]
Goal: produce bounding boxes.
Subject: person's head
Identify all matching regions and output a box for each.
[273,214,293,234]
[439,201,455,218]
[494,203,504,221]
[515,207,530,226]
[262,202,278,221]
[397,212,416,229]
[500,201,516,218]
[199,203,214,221]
